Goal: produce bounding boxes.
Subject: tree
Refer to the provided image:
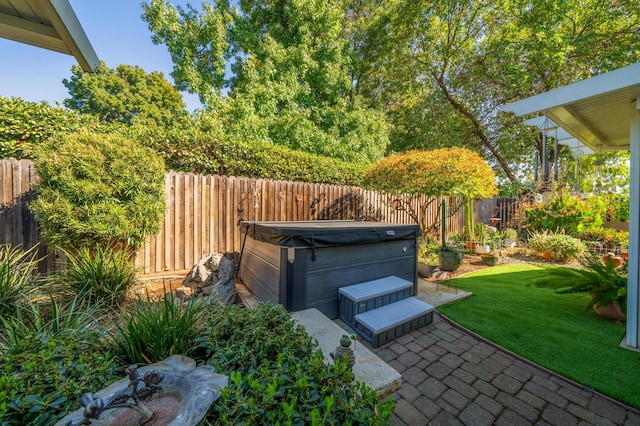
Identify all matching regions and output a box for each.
[31,130,166,254]
[142,0,389,164]
[362,147,497,235]
[63,61,188,126]
[355,0,640,185]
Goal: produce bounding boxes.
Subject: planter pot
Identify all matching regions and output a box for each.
[480,254,499,266]
[602,255,624,268]
[465,241,478,251]
[418,262,437,278]
[621,250,629,261]
[593,301,626,322]
[439,252,460,272]
[541,251,552,260]
[475,245,490,254]
[504,239,516,249]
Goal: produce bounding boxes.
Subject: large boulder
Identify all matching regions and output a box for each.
[182,253,236,305]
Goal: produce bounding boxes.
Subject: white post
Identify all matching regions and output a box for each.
[626,91,640,349]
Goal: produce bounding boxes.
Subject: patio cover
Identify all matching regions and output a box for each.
[0,0,98,71]
[503,62,640,349]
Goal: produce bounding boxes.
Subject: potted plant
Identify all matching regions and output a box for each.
[475,223,491,254]
[417,237,439,278]
[557,252,627,321]
[438,244,463,271]
[479,251,499,266]
[501,228,518,249]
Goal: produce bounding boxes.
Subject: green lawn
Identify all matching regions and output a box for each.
[437,264,640,410]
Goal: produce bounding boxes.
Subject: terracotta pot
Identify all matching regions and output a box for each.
[602,255,624,268]
[541,252,552,260]
[465,241,478,250]
[593,300,626,322]
[621,250,629,262]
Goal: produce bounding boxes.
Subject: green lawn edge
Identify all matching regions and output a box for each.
[436,264,640,410]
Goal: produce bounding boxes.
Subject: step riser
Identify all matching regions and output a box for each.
[355,310,433,348]
[339,288,412,327]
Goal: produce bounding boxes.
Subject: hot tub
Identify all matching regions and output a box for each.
[238,220,420,318]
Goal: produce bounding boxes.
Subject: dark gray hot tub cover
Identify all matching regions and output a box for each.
[240,220,420,248]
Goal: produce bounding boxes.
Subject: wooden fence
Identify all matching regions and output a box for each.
[2,158,520,276]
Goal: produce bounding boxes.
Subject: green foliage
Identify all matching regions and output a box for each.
[555,252,627,314]
[601,193,630,222]
[30,130,166,252]
[200,304,394,425]
[125,119,367,185]
[110,293,207,365]
[0,330,118,426]
[54,245,139,307]
[524,193,603,236]
[362,147,497,234]
[63,61,188,127]
[527,231,586,261]
[0,96,86,159]
[363,148,497,198]
[355,0,639,183]
[0,245,39,319]
[142,0,390,164]
[0,293,104,353]
[577,227,628,252]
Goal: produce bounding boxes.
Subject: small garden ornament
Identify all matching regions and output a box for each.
[330,335,355,369]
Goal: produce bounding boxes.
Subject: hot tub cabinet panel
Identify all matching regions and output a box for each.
[239,221,420,318]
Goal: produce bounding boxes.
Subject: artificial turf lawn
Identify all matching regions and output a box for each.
[436,264,640,410]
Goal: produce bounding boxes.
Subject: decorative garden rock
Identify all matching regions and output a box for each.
[56,355,228,426]
[182,253,236,304]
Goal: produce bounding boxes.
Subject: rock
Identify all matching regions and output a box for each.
[174,286,192,301]
[181,253,236,305]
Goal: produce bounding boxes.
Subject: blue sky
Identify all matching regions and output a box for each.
[0,1,202,111]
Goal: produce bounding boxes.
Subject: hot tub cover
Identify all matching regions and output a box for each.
[240,220,420,248]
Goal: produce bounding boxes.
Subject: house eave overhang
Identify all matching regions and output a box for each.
[0,0,98,72]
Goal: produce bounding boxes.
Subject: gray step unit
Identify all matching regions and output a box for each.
[353,297,435,348]
[338,276,413,327]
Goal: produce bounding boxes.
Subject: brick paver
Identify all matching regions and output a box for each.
[369,313,640,425]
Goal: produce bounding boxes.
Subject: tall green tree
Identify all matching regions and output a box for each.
[63,61,188,126]
[355,0,640,184]
[142,0,389,164]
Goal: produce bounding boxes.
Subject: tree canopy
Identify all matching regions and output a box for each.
[362,147,497,234]
[141,0,389,164]
[63,61,188,126]
[354,0,640,185]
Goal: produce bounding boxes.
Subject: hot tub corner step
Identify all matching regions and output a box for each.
[338,276,413,327]
[353,297,434,348]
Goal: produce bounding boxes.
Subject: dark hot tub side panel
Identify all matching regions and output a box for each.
[239,226,418,319]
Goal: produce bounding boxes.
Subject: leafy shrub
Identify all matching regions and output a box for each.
[0,245,39,318]
[30,130,166,252]
[200,304,394,425]
[602,194,630,222]
[110,293,207,364]
[0,330,118,426]
[55,245,139,307]
[0,293,104,353]
[524,193,603,236]
[577,227,628,251]
[124,122,367,185]
[528,231,585,261]
[0,96,87,159]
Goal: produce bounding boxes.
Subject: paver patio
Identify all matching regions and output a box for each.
[369,313,640,425]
